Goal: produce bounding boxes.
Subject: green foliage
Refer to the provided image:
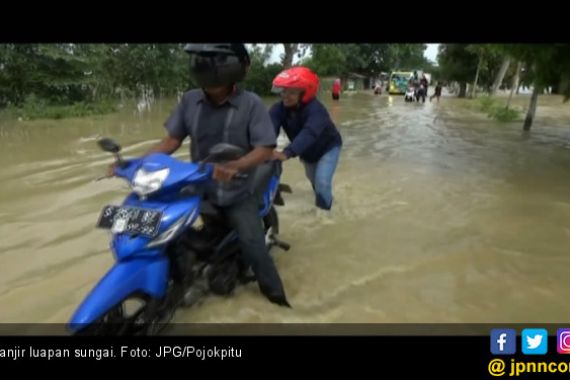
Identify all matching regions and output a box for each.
[0,43,435,119]
[305,44,429,78]
[490,107,520,122]
[437,44,503,91]
[242,62,282,96]
[99,44,190,98]
[499,44,570,100]
[437,44,478,84]
[475,95,521,122]
[0,44,94,106]
[7,94,117,120]
[478,95,496,112]
[439,44,570,101]
[0,43,190,109]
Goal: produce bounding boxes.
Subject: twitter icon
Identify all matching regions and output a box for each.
[522,329,548,355]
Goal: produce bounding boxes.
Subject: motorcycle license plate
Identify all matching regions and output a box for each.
[96,205,162,237]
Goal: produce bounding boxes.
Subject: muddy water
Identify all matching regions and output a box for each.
[1,92,570,326]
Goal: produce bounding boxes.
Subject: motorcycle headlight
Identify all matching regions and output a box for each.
[132,168,169,196]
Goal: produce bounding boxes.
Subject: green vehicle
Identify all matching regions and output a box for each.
[388,71,413,95]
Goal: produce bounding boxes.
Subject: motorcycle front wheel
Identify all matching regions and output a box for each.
[72,294,169,336]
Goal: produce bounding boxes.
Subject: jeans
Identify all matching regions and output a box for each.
[222,195,289,306]
[302,145,341,210]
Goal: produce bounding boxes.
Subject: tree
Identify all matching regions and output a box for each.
[439,44,506,98]
[465,44,500,97]
[242,44,282,96]
[438,44,479,98]
[304,44,428,79]
[281,44,310,69]
[500,44,570,130]
[101,44,189,98]
[505,61,523,110]
[0,43,192,108]
[491,57,511,95]
[281,44,297,69]
[303,44,351,77]
[524,84,540,131]
[0,44,96,106]
[467,47,484,98]
[248,44,274,65]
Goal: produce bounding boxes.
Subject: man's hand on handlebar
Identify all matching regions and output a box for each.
[213,162,240,183]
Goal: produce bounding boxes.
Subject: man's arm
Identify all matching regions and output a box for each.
[229,146,273,172]
[106,135,183,177]
[155,93,189,155]
[213,146,273,183]
[144,135,184,155]
[282,105,328,159]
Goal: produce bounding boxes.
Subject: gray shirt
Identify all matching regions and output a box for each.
[165,88,276,206]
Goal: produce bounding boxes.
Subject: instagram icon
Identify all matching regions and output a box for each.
[557,329,570,354]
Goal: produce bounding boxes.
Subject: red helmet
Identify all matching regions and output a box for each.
[272,66,319,103]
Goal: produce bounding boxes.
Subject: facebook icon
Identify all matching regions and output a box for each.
[491,329,516,355]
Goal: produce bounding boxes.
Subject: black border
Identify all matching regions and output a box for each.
[3,5,570,43]
[3,5,570,378]
[4,333,570,379]
[0,335,490,375]
[3,326,570,377]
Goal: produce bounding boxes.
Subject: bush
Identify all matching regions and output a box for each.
[478,95,496,112]
[242,63,283,97]
[475,95,521,122]
[489,107,520,122]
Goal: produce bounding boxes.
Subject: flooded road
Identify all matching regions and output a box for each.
[2,92,570,326]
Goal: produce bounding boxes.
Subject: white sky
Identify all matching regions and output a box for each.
[259,43,440,65]
[424,44,439,63]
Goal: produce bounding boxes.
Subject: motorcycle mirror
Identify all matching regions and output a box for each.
[98,138,121,153]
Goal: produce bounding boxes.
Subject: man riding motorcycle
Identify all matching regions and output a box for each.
[109,43,290,307]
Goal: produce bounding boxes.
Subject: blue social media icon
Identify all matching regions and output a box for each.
[491,329,516,355]
[522,329,548,355]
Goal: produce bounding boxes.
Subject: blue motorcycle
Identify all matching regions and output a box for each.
[68,138,291,335]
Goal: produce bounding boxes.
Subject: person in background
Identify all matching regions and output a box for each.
[430,82,443,103]
[420,74,429,97]
[332,78,341,100]
[374,81,382,95]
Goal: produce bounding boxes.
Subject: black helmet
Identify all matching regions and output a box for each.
[184,43,250,88]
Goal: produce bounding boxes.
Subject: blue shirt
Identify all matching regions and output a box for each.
[269,99,342,163]
[165,88,276,206]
